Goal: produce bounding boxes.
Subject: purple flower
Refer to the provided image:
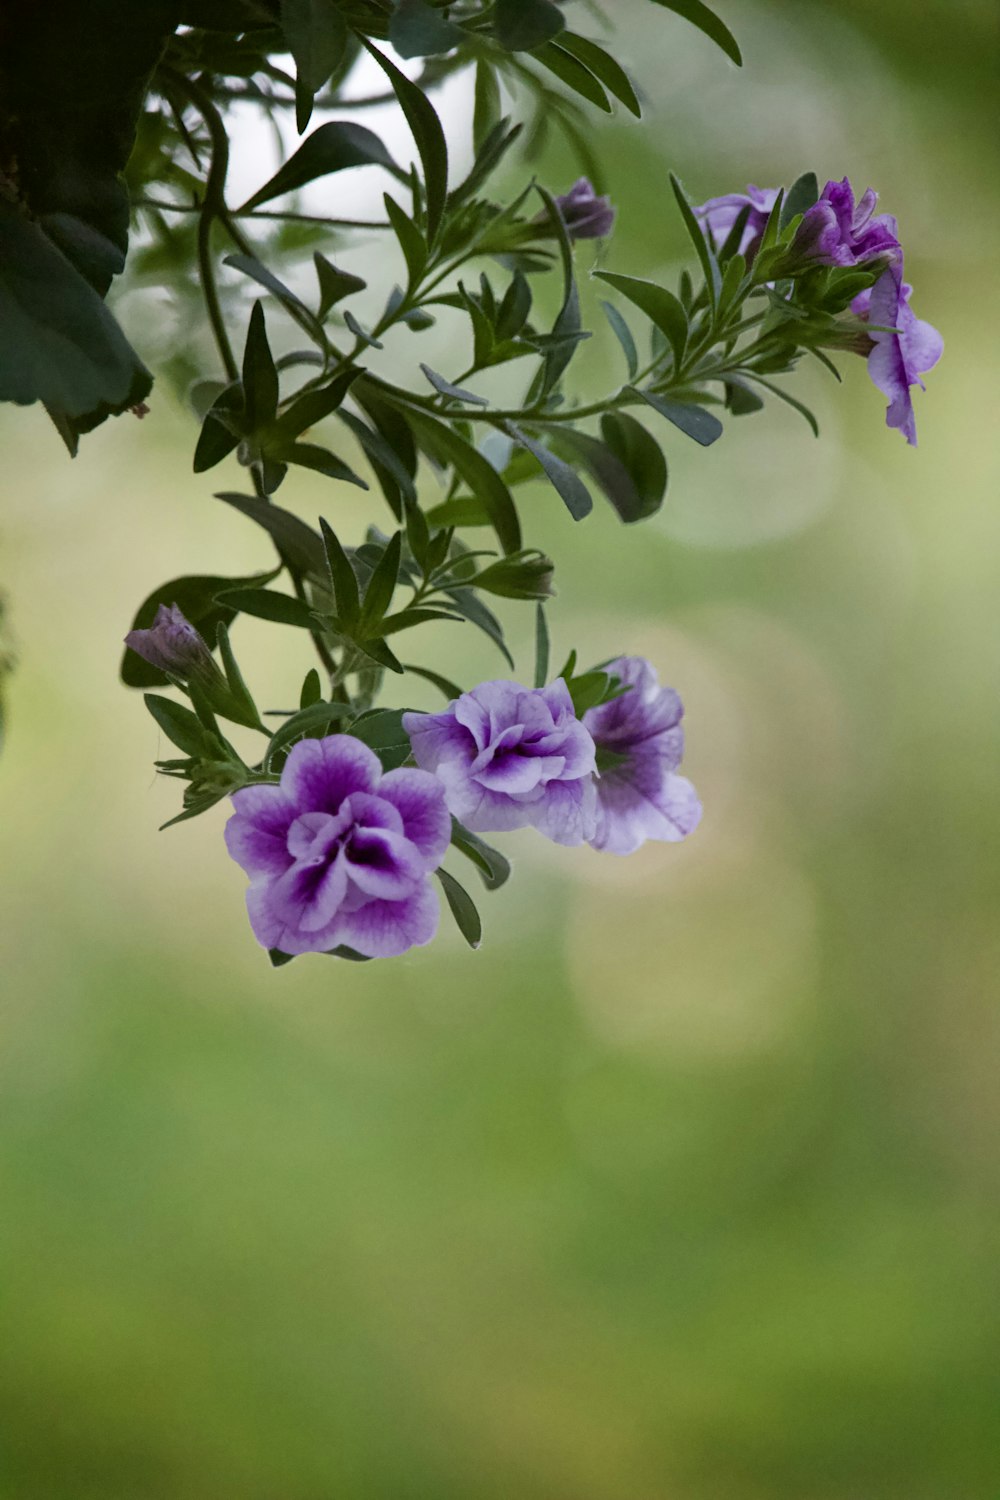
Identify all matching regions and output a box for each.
[554,178,616,240]
[851,273,943,446]
[403,679,598,846]
[125,603,223,686]
[582,657,701,856]
[225,735,451,958]
[791,177,901,270]
[694,184,779,259]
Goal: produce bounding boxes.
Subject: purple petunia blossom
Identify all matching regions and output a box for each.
[125,603,224,686]
[403,679,598,846]
[790,177,901,270]
[554,178,616,240]
[225,735,451,958]
[694,184,778,260]
[582,657,701,856]
[851,273,943,447]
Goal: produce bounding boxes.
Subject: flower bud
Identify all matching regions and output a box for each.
[125,604,226,690]
[553,179,616,240]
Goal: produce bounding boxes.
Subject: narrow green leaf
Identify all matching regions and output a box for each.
[270,440,368,488]
[144,694,214,758]
[534,602,550,689]
[473,60,502,155]
[242,301,278,432]
[742,374,820,435]
[383,192,428,286]
[241,123,398,212]
[647,0,742,65]
[268,947,295,967]
[402,664,465,701]
[214,492,327,577]
[595,271,687,368]
[216,622,263,730]
[362,41,448,244]
[419,365,488,406]
[559,33,642,116]
[280,0,348,131]
[264,700,350,770]
[193,382,244,473]
[436,868,482,948]
[224,253,325,344]
[406,409,522,555]
[300,667,322,707]
[377,607,463,638]
[273,367,360,440]
[629,386,724,446]
[496,272,532,341]
[440,589,513,668]
[600,300,639,380]
[349,707,412,766]
[506,425,592,521]
[532,43,612,112]
[216,587,318,629]
[669,173,722,307]
[533,185,583,397]
[359,531,402,633]
[450,820,511,891]
[320,518,360,626]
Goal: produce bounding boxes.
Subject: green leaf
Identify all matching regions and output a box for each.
[0,199,151,450]
[450,820,511,891]
[533,186,584,398]
[494,0,565,50]
[532,43,612,112]
[144,694,215,759]
[440,589,513,668]
[647,0,742,65]
[558,33,642,116]
[496,272,533,341]
[193,382,245,473]
[349,708,412,769]
[383,193,428,286]
[337,409,416,514]
[669,173,722,307]
[547,424,662,524]
[600,300,639,380]
[362,42,449,245]
[725,379,765,415]
[242,302,279,432]
[120,569,279,689]
[599,411,668,519]
[406,409,522,555]
[314,254,367,317]
[505,426,592,521]
[359,531,402,633]
[377,607,464,638]
[214,491,327,577]
[273,367,361,440]
[780,171,819,230]
[595,271,688,369]
[353,637,405,675]
[240,123,399,212]
[268,948,295,967]
[263,700,351,770]
[436,868,482,948]
[216,622,264,730]
[280,0,349,131]
[472,549,554,600]
[419,365,488,406]
[534,601,550,689]
[742,374,820,436]
[390,0,464,58]
[320,519,360,627]
[629,386,724,446]
[224,253,326,346]
[270,440,368,488]
[473,60,502,155]
[300,668,323,707]
[216,587,318,629]
[402,664,465,701]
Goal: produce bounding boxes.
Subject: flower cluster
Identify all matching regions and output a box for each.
[695,176,942,444]
[223,658,700,960]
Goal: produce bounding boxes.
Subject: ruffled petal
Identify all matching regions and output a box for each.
[225,785,298,877]
[333,880,440,958]
[281,735,381,814]
[344,827,425,899]
[530,776,598,847]
[375,769,451,865]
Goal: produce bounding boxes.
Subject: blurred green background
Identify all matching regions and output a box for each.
[2,3,998,1496]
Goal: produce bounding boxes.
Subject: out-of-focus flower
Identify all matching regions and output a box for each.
[554,178,616,240]
[582,657,701,855]
[225,735,450,957]
[404,679,597,846]
[851,273,943,446]
[125,603,224,687]
[694,184,779,259]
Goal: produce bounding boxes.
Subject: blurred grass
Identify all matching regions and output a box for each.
[1,3,998,1496]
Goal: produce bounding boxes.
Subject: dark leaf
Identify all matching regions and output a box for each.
[780,171,819,230]
[599,411,668,518]
[406,409,522,555]
[441,588,514,667]
[390,0,464,58]
[120,568,279,689]
[216,587,318,628]
[436,868,482,948]
[384,193,428,285]
[314,254,367,316]
[214,491,327,576]
[242,301,279,432]
[505,425,592,521]
[532,43,612,112]
[600,300,639,380]
[534,601,550,689]
[669,173,721,307]
[224,253,326,345]
[362,41,448,244]
[280,0,348,131]
[450,820,511,891]
[240,123,398,212]
[349,707,412,768]
[532,186,582,398]
[320,519,360,626]
[558,33,641,116]
[263,700,351,770]
[402,664,465,701]
[629,386,724,446]
[273,366,360,439]
[647,0,742,65]
[359,531,402,633]
[595,271,687,368]
[193,381,245,473]
[143,694,215,759]
[270,440,368,487]
[419,365,489,406]
[494,0,565,50]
